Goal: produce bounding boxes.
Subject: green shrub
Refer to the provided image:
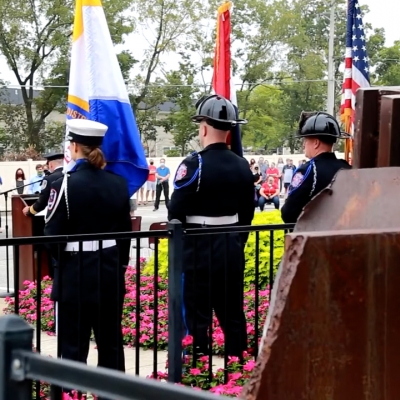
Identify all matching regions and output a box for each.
[144,210,286,290]
[243,210,285,290]
[143,236,168,277]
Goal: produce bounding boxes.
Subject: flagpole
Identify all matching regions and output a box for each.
[344,0,351,162]
[327,0,336,116]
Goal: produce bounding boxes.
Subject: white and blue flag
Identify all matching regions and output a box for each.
[65,0,148,195]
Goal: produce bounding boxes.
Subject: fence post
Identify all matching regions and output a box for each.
[0,315,33,400]
[167,219,184,383]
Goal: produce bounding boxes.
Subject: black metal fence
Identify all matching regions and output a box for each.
[0,314,217,400]
[0,221,293,399]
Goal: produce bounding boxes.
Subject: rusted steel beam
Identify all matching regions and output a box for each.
[353,88,380,168]
[377,95,400,167]
[353,87,400,168]
[294,167,400,232]
[241,229,400,400]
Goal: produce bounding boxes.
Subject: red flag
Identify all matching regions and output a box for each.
[213,1,232,100]
[212,1,243,155]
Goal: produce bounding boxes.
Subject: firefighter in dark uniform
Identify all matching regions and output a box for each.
[23,150,64,217]
[281,111,352,224]
[44,119,131,393]
[168,94,255,358]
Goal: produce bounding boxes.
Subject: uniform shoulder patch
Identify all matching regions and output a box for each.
[175,163,187,181]
[41,179,47,190]
[47,189,57,211]
[291,172,304,188]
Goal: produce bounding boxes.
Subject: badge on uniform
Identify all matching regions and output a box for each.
[41,180,47,190]
[64,149,71,163]
[175,163,187,181]
[48,189,57,211]
[291,172,304,188]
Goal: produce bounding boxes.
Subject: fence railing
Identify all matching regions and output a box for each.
[0,315,218,400]
[0,221,294,398]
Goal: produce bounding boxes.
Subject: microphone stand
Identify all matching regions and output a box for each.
[0,179,44,298]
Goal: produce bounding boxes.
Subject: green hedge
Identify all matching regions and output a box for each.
[143,210,285,290]
[243,211,285,289]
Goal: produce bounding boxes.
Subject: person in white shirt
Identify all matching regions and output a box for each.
[282,159,296,198]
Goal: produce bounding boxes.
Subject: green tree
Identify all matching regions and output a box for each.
[0,103,65,153]
[273,0,329,152]
[373,40,400,85]
[117,51,139,82]
[0,0,134,151]
[161,57,200,156]
[230,0,291,120]
[130,0,202,107]
[241,85,289,151]
[134,82,167,156]
[127,0,204,146]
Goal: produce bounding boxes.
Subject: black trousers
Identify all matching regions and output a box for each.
[182,236,247,358]
[58,300,125,398]
[154,181,169,209]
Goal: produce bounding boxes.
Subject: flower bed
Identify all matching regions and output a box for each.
[35,347,256,399]
[5,259,269,398]
[4,262,270,354]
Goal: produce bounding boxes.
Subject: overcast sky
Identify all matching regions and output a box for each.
[0,0,397,87]
[363,0,398,45]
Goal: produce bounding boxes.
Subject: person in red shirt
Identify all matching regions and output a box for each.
[145,159,157,203]
[258,176,280,210]
[267,162,280,186]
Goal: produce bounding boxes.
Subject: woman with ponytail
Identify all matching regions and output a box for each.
[44,119,131,392]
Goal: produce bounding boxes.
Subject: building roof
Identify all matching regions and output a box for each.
[0,87,179,112]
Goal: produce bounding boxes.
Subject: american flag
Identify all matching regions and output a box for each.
[340,0,370,139]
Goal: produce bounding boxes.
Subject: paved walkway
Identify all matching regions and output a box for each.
[0,298,224,377]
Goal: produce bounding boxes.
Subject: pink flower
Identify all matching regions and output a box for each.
[225,385,243,395]
[228,356,240,364]
[210,386,226,394]
[243,359,256,371]
[189,368,202,376]
[139,334,150,343]
[182,335,193,346]
[229,372,242,381]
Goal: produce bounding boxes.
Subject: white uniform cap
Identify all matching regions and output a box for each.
[66,119,108,146]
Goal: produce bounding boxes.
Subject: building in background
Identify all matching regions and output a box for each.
[0,88,201,157]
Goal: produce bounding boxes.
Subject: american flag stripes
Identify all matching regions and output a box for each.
[340,0,370,159]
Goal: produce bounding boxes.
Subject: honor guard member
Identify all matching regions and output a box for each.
[168,94,255,358]
[281,111,352,224]
[44,119,131,391]
[23,150,65,217]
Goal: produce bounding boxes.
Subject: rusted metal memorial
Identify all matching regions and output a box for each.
[242,86,400,400]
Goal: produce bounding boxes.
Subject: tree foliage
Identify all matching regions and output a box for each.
[0,0,396,155]
[373,40,400,85]
[161,56,200,156]
[0,0,134,151]
[241,85,288,151]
